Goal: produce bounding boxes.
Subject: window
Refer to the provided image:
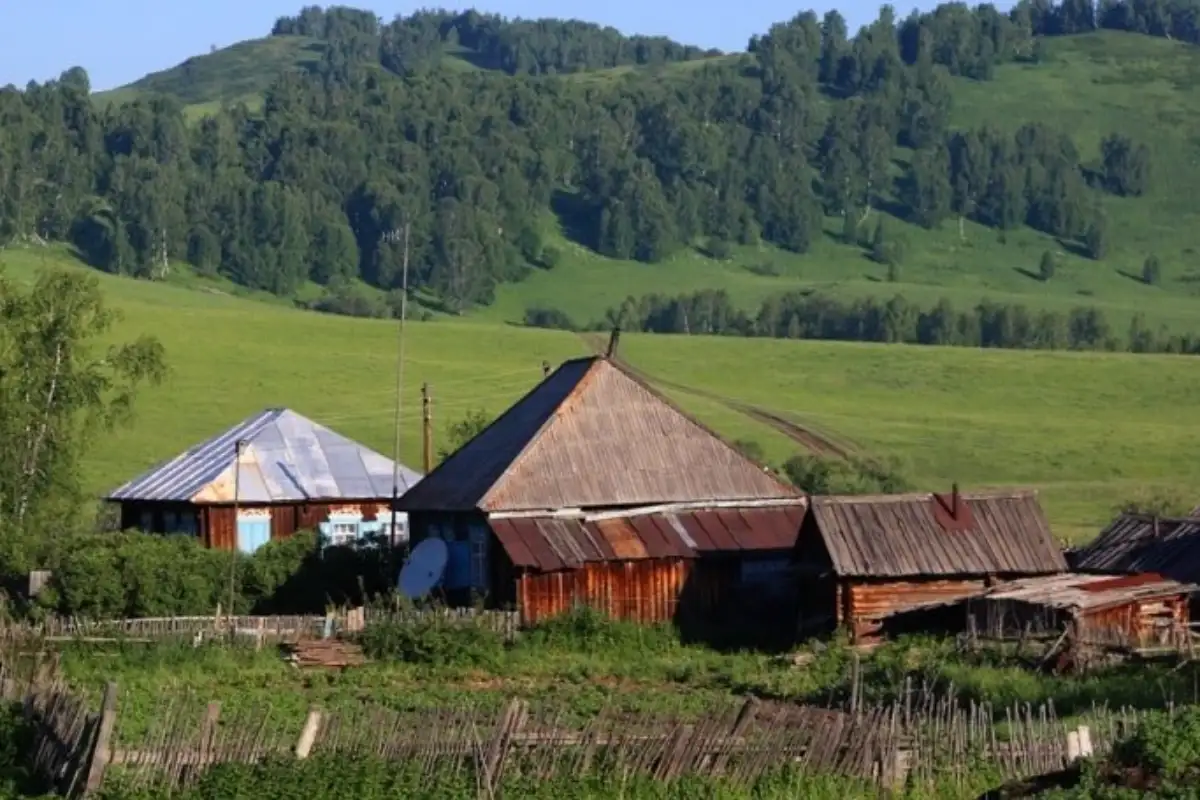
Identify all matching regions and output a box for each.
[329,521,359,547]
[139,510,154,532]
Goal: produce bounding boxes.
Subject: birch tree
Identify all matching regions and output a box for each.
[0,268,166,571]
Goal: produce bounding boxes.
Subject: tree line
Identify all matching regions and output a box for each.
[536,288,1200,354]
[0,3,1161,312]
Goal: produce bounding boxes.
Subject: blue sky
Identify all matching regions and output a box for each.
[1,0,921,92]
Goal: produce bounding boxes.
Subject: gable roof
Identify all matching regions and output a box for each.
[398,356,798,513]
[106,408,422,504]
[1073,513,1200,581]
[809,489,1065,578]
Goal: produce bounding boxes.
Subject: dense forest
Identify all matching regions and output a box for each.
[0,2,1166,312]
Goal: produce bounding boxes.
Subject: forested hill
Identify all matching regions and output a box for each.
[0,2,1193,317]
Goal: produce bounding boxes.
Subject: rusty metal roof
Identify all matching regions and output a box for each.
[810,490,1065,578]
[398,356,799,513]
[977,572,1198,614]
[489,500,806,572]
[1074,513,1200,581]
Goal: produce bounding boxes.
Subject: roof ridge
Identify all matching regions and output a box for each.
[814,488,1038,505]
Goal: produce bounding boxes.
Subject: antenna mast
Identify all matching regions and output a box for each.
[389,223,411,547]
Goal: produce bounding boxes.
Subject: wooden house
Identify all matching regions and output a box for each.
[106,408,423,553]
[794,487,1067,641]
[396,354,806,629]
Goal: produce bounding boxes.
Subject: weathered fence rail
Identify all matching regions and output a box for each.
[0,607,522,646]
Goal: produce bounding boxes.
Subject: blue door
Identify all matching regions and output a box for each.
[237,516,271,554]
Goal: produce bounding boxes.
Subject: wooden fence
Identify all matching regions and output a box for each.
[2,669,1172,797]
[0,607,522,646]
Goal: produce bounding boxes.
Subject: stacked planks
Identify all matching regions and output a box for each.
[281,639,366,669]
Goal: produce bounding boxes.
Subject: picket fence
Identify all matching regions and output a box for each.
[0,660,1167,798]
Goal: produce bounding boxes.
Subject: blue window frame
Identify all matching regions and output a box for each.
[236,514,271,554]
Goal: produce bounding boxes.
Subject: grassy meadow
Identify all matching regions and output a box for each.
[4,245,1199,542]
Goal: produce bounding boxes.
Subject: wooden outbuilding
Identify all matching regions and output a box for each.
[396,354,805,632]
[106,408,423,553]
[794,487,1067,641]
[963,572,1197,654]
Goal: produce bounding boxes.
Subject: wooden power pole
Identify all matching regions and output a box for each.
[421,382,433,473]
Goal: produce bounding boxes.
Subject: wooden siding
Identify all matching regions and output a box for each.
[516,559,691,626]
[844,578,986,640]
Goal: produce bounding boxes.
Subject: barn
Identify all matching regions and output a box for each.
[794,487,1067,641]
[395,354,806,632]
[106,408,423,553]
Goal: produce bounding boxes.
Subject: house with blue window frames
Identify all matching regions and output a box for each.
[106,408,423,554]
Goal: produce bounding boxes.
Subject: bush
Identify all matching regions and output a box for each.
[782,453,910,495]
[360,614,506,668]
[42,530,399,619]
[523,306,577,331]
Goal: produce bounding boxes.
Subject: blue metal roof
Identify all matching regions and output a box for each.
[106,408,422,504]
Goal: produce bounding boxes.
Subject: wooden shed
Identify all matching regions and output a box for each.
[794,487,1067,641]
[396,354,805,630]
[964,572,1197,653]
[106,408,423,553]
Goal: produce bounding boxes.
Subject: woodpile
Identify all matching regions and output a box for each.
[280,639,366,669]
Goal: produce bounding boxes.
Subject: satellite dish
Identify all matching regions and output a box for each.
[399,538,448,600]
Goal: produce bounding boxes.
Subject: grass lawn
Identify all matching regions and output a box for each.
[5,245,1199,542]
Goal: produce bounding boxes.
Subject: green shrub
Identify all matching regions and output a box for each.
[360,614,506,668]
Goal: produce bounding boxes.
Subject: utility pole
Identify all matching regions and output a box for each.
[421,382,432,474]
[382,224,411,548]
[226,439,246,634]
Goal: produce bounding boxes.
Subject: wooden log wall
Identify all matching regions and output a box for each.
[845,579,986,639]
[516,559,691,626]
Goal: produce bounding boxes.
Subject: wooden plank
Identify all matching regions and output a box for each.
[82,682,118,793]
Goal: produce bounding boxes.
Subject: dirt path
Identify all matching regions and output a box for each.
[577,333,857,459]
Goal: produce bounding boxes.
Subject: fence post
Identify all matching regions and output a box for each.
[199,701,222,767]
[82,682,118,794]
[295,708,322,759]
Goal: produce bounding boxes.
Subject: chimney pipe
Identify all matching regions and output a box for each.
[605,327,621,359]
[1153,515,1160,539]
[951,482,960,518]
[541,360,550,378]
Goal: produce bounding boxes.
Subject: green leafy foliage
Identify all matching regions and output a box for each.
[782,453,911,495]
[41,530,399,619]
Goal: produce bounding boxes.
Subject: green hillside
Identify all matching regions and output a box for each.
[4,245,1198,543]
[74,8,1200,344]
[483,32,1200,332]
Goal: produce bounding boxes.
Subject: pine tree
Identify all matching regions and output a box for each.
[1039,250,1056,281]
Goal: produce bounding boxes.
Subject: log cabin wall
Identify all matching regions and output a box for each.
[516,559,691,626]
[843,578,988,640]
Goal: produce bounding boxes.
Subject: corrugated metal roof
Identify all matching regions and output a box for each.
[810,490,1065,578]
[488,501,805,572]
[398,357,799,513]
[106,408,423,504]
[1074,513,1200,581]
[979,572,1198,614]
